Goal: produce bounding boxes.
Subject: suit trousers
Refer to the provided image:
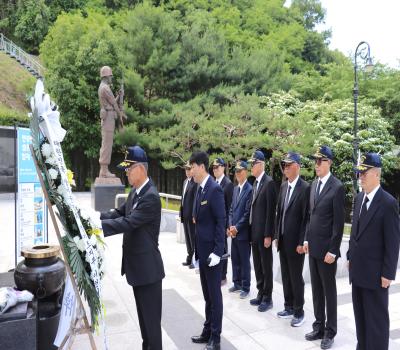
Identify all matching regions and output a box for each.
[309,256,337,338]
[352,284,389,350]
[279,241,305,317]
[199,260,223,343]
[133,280,163,350]
[251,240,273,300]
[231,238,251,292]
[183,219,195,263]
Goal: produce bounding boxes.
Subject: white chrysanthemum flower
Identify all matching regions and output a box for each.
[79,208,90,221]
[73,236,86,252]
[48,168,58,180]
[45,156,57,166]
[41,143,52,158]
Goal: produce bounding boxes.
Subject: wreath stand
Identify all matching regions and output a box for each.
[30,145,97,350]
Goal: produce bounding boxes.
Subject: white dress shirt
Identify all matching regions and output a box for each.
[286,175,299,203]
[317,172,331,194]
[136,178,150,196]
[215,174,224,185]
[255,171,265,191]
[360,184,380,213]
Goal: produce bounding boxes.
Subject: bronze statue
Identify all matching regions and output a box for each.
[98,66,126,178]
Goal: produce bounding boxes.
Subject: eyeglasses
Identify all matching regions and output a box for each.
[125,163,140,173]
[315,158,329,165]
[212,165,221,170]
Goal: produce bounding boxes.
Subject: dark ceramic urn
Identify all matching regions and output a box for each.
[14,244,66,298]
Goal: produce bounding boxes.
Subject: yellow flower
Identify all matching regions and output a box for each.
[66,169,76,186]
[88,228,102,236]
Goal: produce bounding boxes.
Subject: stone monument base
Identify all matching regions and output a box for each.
[91,177,125,212]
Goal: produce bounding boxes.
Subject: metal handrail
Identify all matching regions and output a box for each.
[0,33,45,78]
[114,192,181,210]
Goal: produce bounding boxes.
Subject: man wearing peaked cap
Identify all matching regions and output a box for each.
[247,150,277,312]
[347,153,400,350]
[101,145,165,350]
[304,145,345,349]
[180,161,198,268]
[227,160,252,298]
[212,157,234,285]
[274,152,310,327]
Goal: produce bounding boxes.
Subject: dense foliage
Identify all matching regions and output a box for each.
[3,0,399,199]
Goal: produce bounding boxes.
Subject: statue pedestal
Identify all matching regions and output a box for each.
[91,177,125,212]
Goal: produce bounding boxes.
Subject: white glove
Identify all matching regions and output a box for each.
[208,253,221,267]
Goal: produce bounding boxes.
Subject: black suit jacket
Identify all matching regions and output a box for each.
[180,178,197,222]
[220,175,234,229]
[228,181,252,241]
[194,176,226,261]
[275,177,310,256]
[101,180,165,287]
[305,174,345,259]
[250,173,277,242]
[348,187,400,289]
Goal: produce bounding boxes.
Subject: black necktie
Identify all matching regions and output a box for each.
[284,185,292,209]
[315,180,322,204]
[359,196,369,221]
[195,186,202,214]
[281,185,292,235]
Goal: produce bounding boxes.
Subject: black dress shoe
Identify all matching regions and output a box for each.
[182,261,191,266]
[188,263,195,269]
[305,330,324,341]
[258,300,273,312]
[205,339,220,350]
[321,337,334,349]
[250,296,262,306]
[191,334,210,344]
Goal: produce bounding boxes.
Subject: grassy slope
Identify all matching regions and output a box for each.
[0,52,36,115]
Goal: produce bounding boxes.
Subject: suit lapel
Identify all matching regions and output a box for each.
[352,193,363,238]
[253,173,265,204]
[286,179,301,211]
[310,179,317,211]
[356,188,383,239]
[315,175,333,206]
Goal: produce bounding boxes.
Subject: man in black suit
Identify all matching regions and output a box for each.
[274,152,309,327]
[348,153,400,350]
[180,161,197,268]
[101,145,165,350]
[228,160,252,298]
[190,151,226,350]
[304,146,345,350]
[212,157,234,285]
[248,150,277,312]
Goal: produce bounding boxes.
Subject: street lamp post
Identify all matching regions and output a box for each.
[353,41,373,198]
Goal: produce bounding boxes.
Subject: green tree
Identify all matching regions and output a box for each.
[14,0,51,54]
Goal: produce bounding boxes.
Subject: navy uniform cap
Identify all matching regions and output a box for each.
[354,152,382,173]
[212,157,226,167]
[282,152,301,165]
[118,145,148,169]
[235,160,248,171]
[248,150,265,163]
[311,145,333,160]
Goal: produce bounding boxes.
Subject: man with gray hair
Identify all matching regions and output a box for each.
[98,65,126,178]
[348,152,400,350]
[101,145,165,350]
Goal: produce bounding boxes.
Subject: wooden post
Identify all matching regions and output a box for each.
[30,145,97,350]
